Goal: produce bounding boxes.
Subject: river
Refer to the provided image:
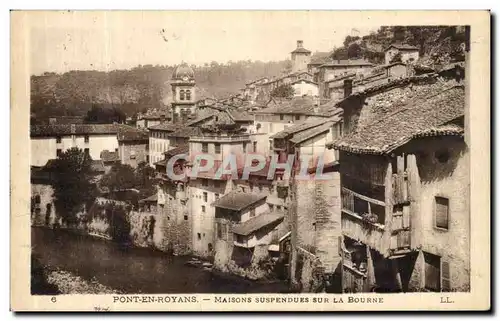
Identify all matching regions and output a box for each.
[32,227,290,294]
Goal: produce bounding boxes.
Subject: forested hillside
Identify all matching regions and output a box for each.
[31,60,290,120]
[31,26,468,122]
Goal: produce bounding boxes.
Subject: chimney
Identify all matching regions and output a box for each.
[344,79,353,98]
[297,40,303,49]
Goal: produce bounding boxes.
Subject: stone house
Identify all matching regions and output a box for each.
[117,128,149,168]
[213,191,286,268]
[317,60,374,99]
[268,109,344,292]
[328,65,469,293]
[384,44,420,65]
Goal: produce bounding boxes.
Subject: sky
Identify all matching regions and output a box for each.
[29,11,381,75]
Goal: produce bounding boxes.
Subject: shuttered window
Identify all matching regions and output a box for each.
[441,261,451,292]
[435,197,449,229]
[424,252,441,292]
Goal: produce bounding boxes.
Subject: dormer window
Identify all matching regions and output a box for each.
[186,90,191,100]
[180,90,185,101]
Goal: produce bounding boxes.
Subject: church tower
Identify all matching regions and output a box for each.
[171,63,196,123]
[291,40,311,73]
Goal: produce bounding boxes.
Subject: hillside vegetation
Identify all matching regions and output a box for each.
[331,26,468,65]
[31,60,290,120]
[31,26,468,121]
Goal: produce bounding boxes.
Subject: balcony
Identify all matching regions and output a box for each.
[341,186,412,257]
[341,187,387,255]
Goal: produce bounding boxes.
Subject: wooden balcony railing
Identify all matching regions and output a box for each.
[341,186,413,256]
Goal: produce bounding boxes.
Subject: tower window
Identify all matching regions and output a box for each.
[186,90,191,100]
[180,90,185,101]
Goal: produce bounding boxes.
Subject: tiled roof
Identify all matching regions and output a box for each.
[148,122,183,132]
[30,124,121,137]
[270,119,327,139]
[169,126,203,138]
[319,59,374,68]
[100,150,119,163]
[329,85,465,154]
[386,44,419,51]
[48,116,85,124]
[254,97,318,115]
[291,47,312,54]
[232,211,285,236]
[116,126,149,141]
[290,79,318,86]
[211,190,267,211]
[164,145,189,157]
[289,122,335,144]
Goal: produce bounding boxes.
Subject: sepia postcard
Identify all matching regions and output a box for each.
[10,10,490,312]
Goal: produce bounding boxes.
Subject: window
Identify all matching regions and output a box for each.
[243,143,247,152]
[202,143,208,153]
[253,141,257,152]
[203,192,208,202]
[184,215,188,221]
[215,193,220,200]
[84,135,89,143]
[236,235,244,244]
[186,90,191,100]
[56,149,62,157]
[295,115,300,121]
[180,90,185,100]
[56,136,61,143]
[197,233,201,240]
[84,148,90,156]
[280,114,284,121]
[250,208,256,217]
[435,197,449,229]
[424,252,441,292]
[214,143,221,154]
[202,205,206,213]
[202,179,208,187]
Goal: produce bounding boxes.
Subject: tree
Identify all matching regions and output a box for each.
[135,162,157,199]
[347,43,362,59]
[85,104,126,124]
[270,84,295,99]
[100,163,137,194]
[51,148,97,226]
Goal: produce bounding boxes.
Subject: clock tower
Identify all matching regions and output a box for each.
[170,63,196,123]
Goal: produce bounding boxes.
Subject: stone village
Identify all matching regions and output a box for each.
[30,31,470,293]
